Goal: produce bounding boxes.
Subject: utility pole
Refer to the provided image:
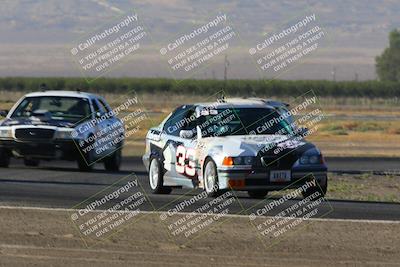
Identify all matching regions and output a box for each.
[212,70,216,80]
[224,54,229,87]
[331,67,336,81]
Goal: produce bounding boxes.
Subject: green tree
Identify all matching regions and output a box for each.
[376,29,400,81]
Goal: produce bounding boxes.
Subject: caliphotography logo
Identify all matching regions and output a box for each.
[70,10,150,82]
[158,12,239,81]
[248,11,331,81]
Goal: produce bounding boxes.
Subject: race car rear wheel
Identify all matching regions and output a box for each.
[24,158,40,167]
[104,148,122,171]
[149,157,172,194]
[0,149,10,168]
[203,158,221,197]
[247,190,269,199]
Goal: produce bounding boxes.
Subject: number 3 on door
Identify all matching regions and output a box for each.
[176,145,196,176]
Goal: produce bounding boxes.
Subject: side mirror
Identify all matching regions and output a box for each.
[179,130,194,139]
[297,127,309,137]
[0,110,9,117]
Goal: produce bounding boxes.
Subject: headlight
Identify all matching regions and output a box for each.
[243,156,254,165]
[0,128,12,138]
[233,157,243,165]
[299,154,322,165]
[309,155,319,164]
[300,155,309,165]
[54,129,75,139]
[223,156,254,166]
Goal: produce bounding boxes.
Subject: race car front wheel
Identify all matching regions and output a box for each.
[149,157,172,194]
[203,158,221,197]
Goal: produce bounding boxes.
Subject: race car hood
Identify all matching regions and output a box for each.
[0,117,75,128]
[201,134,316,157]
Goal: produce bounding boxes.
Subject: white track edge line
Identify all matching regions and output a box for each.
[0,205,399,224]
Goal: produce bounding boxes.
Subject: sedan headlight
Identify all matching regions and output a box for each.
[300,154,323,165]
[0,128,12,138]
[223,156,254,166]
[54,129,75,139]
[309,155,319,164]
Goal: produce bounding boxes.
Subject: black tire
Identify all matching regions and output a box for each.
[247,190,269,199]
[77,136,95,172]
[77,157,93,172]
[203,158,221,197]
[24,158,40,167]
[301,179,327,200]
[104,148,122,171]
[0,149,10,168]
[148,157,172,194]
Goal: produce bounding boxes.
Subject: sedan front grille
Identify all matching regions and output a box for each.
[15,128,55,140]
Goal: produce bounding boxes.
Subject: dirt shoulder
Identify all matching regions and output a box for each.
[0,207,399,267]
[326,173,400,202]
[268,173,400,203]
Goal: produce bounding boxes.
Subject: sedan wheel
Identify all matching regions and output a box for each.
[24,158,40,167]
[0,149,10,168]
[104,148,122,171]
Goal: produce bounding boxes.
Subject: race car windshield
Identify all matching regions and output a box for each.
[199,108,294,137]
[11,96,91,123]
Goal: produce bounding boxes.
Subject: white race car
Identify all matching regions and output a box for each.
[143,98,327,198]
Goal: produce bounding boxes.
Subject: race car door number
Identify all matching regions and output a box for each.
[270,170,291,182]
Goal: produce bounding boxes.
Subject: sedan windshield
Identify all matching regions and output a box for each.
[198,107,294,137]
[11,96,91,123]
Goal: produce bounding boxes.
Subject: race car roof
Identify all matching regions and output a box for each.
[195,98,287,109]
[24,91,97,99]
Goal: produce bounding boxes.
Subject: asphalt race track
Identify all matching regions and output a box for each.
[0,157,399,221]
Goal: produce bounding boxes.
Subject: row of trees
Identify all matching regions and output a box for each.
[0,77,399,97]
[376,29,400,81]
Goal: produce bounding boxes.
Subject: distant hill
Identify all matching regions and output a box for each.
[0,0,399,80]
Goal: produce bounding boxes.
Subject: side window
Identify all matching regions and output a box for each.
[185,109,197,131]
[278,107,294,125]
[91,99,103,115]
[98,98,111,114]
[163,105,195,137]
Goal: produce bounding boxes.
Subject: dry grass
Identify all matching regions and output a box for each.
[318,120,400,135]
[273,173,400,203]
[308,131,400,157]
[327,173,400,202]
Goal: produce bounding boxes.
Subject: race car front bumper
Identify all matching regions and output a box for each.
[0,138,81,160]
[217,166,327,191]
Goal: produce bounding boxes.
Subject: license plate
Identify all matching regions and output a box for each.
[270,170,291,182]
